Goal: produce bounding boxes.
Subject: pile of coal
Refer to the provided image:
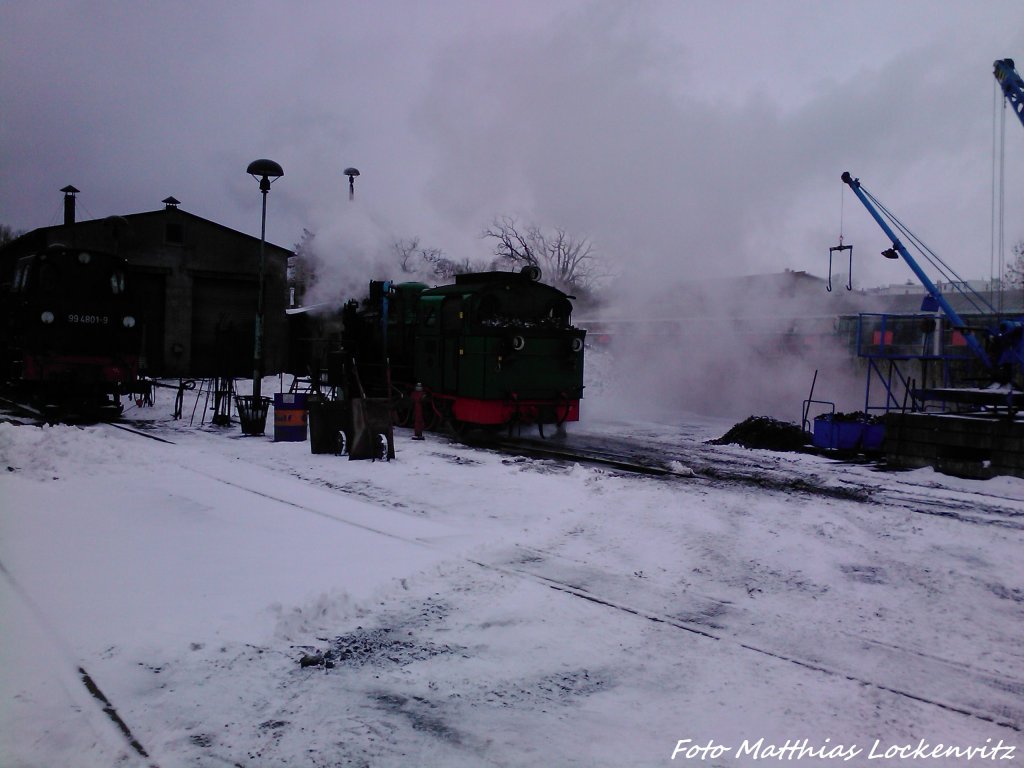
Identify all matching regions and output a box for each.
[708,416,809,452]
[818,410,881,424]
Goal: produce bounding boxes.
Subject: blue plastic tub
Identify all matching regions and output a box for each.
[861,423,886,451]
[812,418,885,452]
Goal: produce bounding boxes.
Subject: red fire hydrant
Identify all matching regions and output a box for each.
[412,383,426,440]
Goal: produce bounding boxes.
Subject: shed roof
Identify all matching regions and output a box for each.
[0,206,293,260]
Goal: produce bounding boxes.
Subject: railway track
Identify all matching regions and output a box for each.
[5,403,1021,540]
[476,434,874,500]
[476,431,1024,530]
[0,393,177,444]
[176,451,1023,734]
[0,557,160,767]
[6,413,1023,746]
[6,392,1022,531]
[486,544,1024,732]
[0,400,171,764]
[0,393,47,423]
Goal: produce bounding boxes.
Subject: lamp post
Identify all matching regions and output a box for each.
[246,159,284,403]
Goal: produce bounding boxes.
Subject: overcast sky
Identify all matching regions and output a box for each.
[2,1,1023,301]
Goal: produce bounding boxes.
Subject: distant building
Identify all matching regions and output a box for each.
[579,268,1023,416]
[0,189,292,378]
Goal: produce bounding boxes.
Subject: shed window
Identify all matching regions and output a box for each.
[165,221,184,244]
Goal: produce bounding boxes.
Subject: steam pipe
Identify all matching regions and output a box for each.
[840,172,992,370]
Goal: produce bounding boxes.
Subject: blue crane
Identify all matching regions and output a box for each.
[994,58,1024,131]
[841,172,1024,381]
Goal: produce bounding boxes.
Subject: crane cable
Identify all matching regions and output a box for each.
[828,181,852,292]
[859,183,996,317]
[839,180,845,249]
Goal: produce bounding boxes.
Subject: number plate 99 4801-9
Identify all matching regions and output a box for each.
[67,314,109,324]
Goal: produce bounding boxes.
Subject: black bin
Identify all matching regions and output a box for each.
[236,395,271,436]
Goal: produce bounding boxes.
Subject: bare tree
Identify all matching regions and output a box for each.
[289,228,319,306]
[393,237,471,281]
[482,216,603,295]
[1005,240,1024,288]
[0,224,24,248]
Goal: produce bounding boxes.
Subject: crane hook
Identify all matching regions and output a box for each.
[828,182,853,291]
[828,240,853,292]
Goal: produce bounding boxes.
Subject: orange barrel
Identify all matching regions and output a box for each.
[273,393,308,442]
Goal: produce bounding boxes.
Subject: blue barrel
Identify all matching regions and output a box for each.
[273,393,308,442]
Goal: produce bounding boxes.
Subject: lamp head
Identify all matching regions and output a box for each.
[247,159,284,192]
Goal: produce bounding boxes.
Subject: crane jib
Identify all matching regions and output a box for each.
[994,58,1024,130]
[840,172,993,371]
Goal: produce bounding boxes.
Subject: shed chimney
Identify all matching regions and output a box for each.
[61,185,80,225]
[162,196,181,209]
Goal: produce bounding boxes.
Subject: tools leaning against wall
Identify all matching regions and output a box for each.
[307,353,394,461]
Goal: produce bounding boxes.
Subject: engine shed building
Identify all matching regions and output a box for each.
[0,191,292,378]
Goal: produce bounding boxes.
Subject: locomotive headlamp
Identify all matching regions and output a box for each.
[511,335,526,351]
[570,337,583,352]
[78,252,91,264]
[123,316,136,328]
[40,311,55,324]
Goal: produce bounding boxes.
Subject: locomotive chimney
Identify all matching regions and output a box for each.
[61,185,80,225]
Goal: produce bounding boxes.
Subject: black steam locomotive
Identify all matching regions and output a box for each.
[291,267,586,432]
[0,243,142,417]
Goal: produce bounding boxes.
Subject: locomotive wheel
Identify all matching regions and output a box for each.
[336,430,348,456]
[390,386,412,427]
[435,400,464,437]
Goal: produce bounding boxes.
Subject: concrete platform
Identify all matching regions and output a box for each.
[912,386,1024,414]
[885,411,1024,479]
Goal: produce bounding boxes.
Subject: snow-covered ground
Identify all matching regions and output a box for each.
[1,386,1022,767]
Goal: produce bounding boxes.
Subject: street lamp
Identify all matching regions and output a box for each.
[344,167,360,200]
[246,158,284,404]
